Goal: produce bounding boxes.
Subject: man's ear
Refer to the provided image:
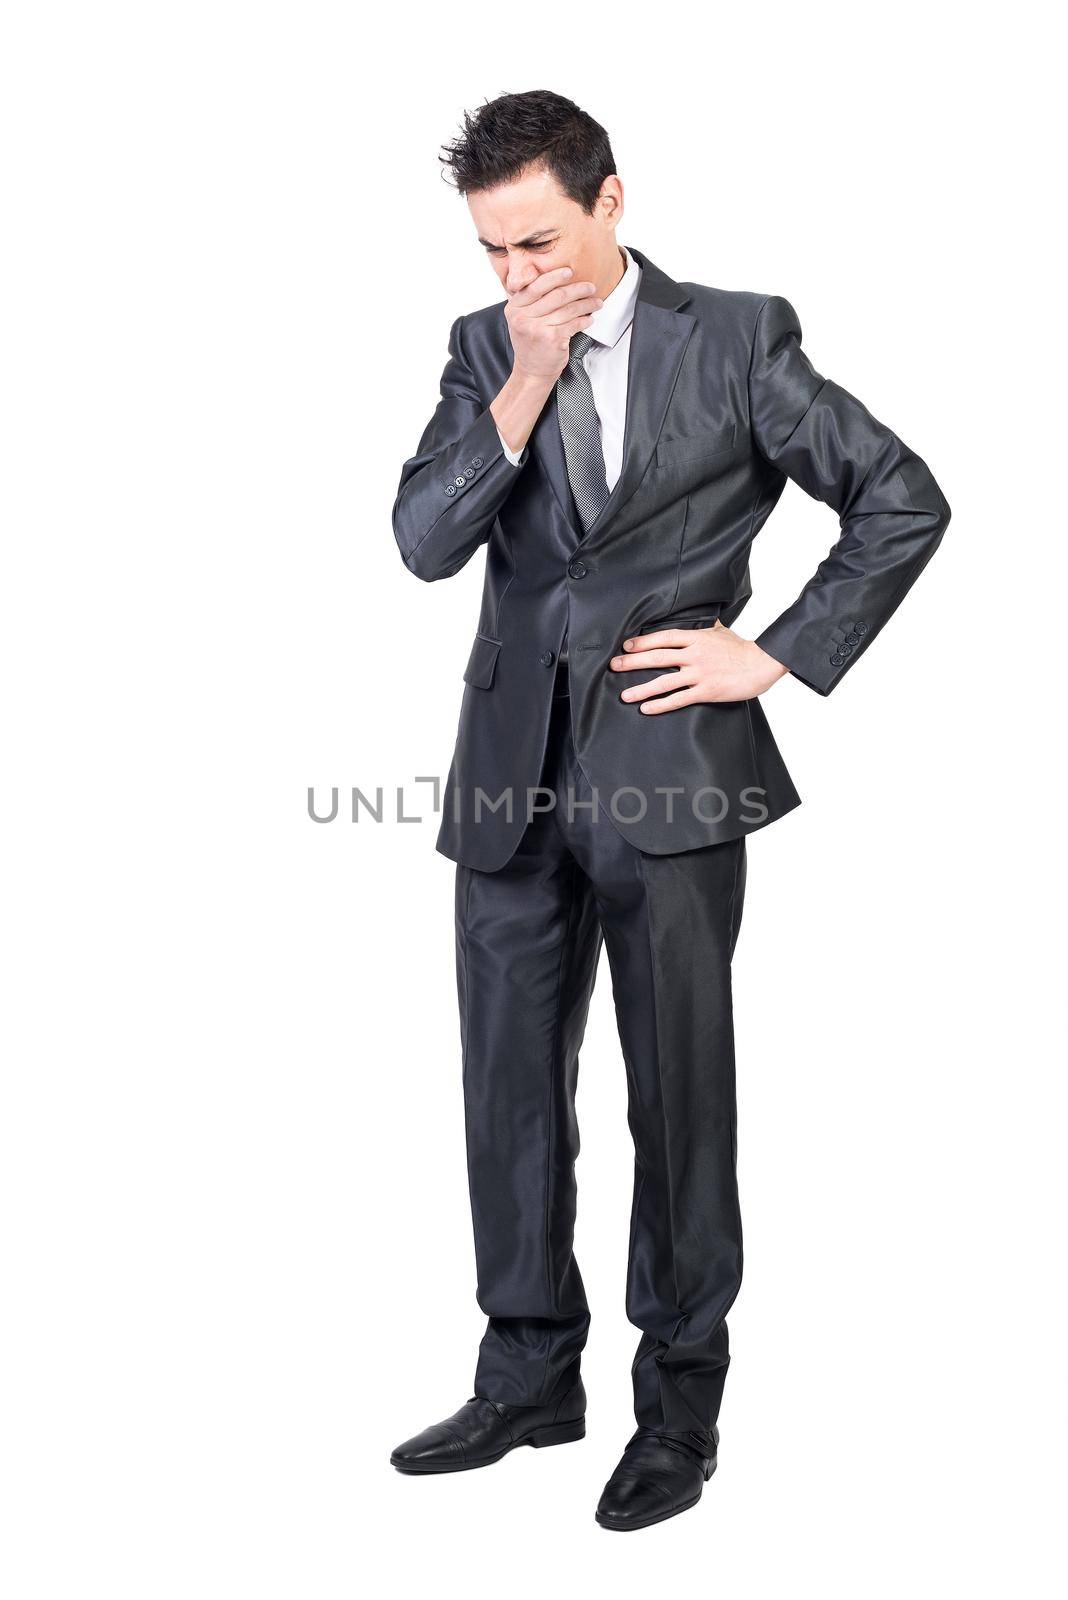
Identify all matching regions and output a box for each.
[597,175,624,226]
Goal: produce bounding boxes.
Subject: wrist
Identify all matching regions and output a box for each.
[491,366,557,456]
[751,640,788,685]
[507,363,558,397]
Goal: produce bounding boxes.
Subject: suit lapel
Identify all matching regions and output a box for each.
[525,245,695,545]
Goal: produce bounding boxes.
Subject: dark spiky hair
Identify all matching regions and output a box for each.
[440,90,616,214]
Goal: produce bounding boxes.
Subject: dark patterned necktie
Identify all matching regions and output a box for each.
[556,331,610,531]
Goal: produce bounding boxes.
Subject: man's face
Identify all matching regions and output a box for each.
[466,163,622,297]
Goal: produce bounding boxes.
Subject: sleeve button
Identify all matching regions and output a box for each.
[444,484,457,496]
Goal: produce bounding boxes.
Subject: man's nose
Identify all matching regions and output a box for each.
[505,256,538,295]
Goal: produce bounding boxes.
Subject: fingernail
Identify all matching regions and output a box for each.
[623,639,634,650]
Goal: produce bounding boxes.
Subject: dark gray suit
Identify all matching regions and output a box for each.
[393,245,951,872]
[391,247,949,1442]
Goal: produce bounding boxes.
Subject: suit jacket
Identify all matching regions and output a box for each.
[392,245,951,872]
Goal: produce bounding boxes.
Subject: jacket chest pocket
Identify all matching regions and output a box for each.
[463,633,501,689]
[655,423,737,470]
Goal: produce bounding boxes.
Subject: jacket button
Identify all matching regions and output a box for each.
[567,560,588,579]
[856,621,869,635]
[830,654,843,666]
[444,484,457,496]
[845,632,860,646]
[462,469,475,481]
[540,650,555,667]
[471,456,484,468]
[454,476,466,488]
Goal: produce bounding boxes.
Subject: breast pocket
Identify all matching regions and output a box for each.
[655,423,737,470]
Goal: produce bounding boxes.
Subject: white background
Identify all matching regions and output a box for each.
[2,3,1064,1595]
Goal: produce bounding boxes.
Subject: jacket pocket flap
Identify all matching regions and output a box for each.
[463,633,501,689]
[638,605,723,635]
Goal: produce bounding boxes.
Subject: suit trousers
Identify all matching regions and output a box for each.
[454,682,747,1443]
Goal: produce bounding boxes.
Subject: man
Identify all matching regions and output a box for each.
[388,90,949,1530]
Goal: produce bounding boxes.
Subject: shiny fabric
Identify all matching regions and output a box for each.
[456,693,746,1436]
[392,246,951,872]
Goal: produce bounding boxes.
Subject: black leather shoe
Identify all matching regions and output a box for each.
[595,1427,718,1531]
[390,1381,586,1474]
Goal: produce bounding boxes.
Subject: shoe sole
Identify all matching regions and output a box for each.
[595,1459,716,1531]
[391,1417,586,1474]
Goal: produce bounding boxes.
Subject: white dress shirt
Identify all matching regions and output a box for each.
[496,244,642,490]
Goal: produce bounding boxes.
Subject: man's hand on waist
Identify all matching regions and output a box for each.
[609,621,788,711]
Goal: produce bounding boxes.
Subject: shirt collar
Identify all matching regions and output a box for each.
[586,245,641,350]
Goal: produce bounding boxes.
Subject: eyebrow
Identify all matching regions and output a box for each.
[477,230,560,250]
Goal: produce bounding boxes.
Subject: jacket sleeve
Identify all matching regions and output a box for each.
[392,314,526,582]
[748,295,951,695]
